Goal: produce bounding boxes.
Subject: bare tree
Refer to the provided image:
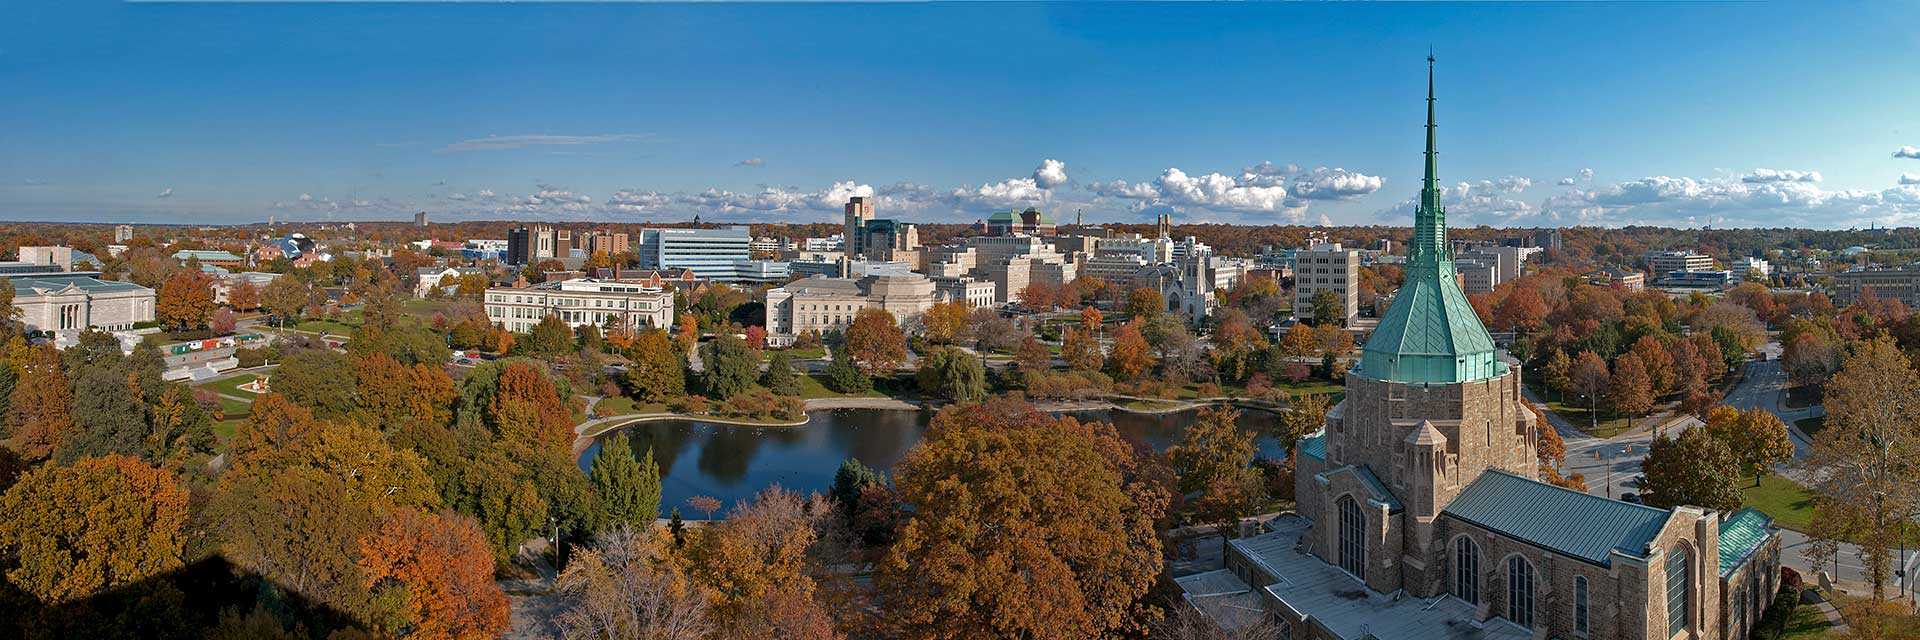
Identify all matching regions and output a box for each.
[552,526,713,640]
[1151,602,1289,640]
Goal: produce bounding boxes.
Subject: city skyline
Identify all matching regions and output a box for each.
[6,1,1920,228]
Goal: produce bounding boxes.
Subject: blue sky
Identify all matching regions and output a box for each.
[5,1,1920,228]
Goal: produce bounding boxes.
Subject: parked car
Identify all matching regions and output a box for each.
[1620,493,1643,504]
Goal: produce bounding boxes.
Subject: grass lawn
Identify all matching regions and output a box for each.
[216,396,252,418]
[1743,474,1817,533]
[1535,391,1635,438]
[200,374,270,399]
[1777,598,1836,639]
[212,418,243,447]
[293,319,358,335]
[1275,380,1344,397]
[766,346,826,361]
[1743,474,1920,546]
[592,396,668,416]
[798,373,886,400]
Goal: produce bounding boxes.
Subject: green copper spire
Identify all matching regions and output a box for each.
[1411,53,1447,264]
[1356,56,1501,384]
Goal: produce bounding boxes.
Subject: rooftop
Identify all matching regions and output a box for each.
[1442,470,1672,567]
[8,275,153,295]
[1718,508,1776,577]
[1219,515,1532,640]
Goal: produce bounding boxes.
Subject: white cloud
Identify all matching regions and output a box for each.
[1900,173,1920,186]
[735,157,766,168]
[1741,168,1822,183]
[446,192,469,201]
[1579,168,1595,180]
[1557,177,1577,186]
[1284,166,1386,201]
[476,189,496,199]
[1033,159,1069,189]
[1374,177,1537,225]
[438,133,652,153]
[1535,174,1920,227]
[1093,167,1296,218]
[156,187,173,199]
[1896,146,1920,159]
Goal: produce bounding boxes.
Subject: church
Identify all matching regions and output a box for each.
[1176,60,1782,640]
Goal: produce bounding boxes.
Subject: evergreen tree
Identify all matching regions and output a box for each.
[590,436,662,531]
[760,351,803,397]
[915,347,987,402]
[698,333,757,400]
[824,346,871,393]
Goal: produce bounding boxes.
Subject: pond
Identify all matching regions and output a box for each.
[577,406,1287,513]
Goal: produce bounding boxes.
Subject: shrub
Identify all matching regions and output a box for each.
[1752,585,1801,640]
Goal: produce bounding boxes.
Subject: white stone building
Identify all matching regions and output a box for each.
[484,278,674,334]
[763,273,938,346]
[8,275,155,335]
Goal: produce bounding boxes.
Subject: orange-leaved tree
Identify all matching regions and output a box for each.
[0,454,189,604]
[357,508,510,639]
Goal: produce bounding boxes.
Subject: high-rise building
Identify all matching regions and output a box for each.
[1178,58,1778,640]
[636,226,753,280]
[414,211,428,227]
[114,224,134,243]
[588,231,630,256]
[845,196,875,261]
[1292,241,1359,324]
[507,226,532,265]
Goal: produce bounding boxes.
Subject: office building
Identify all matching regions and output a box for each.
[588,231,630,256]
[1293,241,1360,325]
[115,224,134,243]
[636,226,753,280]
[484,278,674,334]
[1833,266,1920,306]
[507,227,532,265]
[1644,250,1715,274]
[414,211,429,227]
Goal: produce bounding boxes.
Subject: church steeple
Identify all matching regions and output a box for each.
[1411,53,1447,264]
[1354,55,1500,384]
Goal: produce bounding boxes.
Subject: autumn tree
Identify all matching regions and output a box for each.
[227,278,260,311]
[521,314,576,356]
[593,435,663,530]
[0,455,188,604]
[843,308,907,377]
[1805,336,1920,601]
[1491,285,1548,332]
[1569,350,1610,430]
[1124,287,1164,321]
[676,487,842,640]
[1702,406,1795,487]
[1541,350,1572,401]
[260,276,312,326]
[1167,407,1262,537]
[1628,335,1677,397]
[626,328,687,403]
[157,269,216,330]
[1607,352,1655,428]
[1641,426,1741,512]
[6,344,74,461]
[1079,306,1103,333]
[876,398,1169,639]
[275,347,358,419]
[1275,392,1329,450]
[1060,327,1103,373]
[1309,289,1344,326]
[356,508,510,639]
[1014,335,1052,377]
[921,301,970,345]
[1105,321,1156,381]
[699,333,759,400]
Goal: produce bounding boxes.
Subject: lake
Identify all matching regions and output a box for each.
[577,406,1286,513]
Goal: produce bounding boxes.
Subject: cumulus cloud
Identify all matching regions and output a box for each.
[1896,146,1920,159]
[156,187,173,199]
[949,159,1072,209]
[1033,159,1069,189]
[1741,168,1822,183]
[438,133,652,153]
[1580,168,1595,180]
[1901,173,1920,186]
[735,157,766,168]
[446,192,469,201]
[1536,174,1920,227]
[1374,177,1537,225]
[1284,166,1386,201]
[1092,167,1296,217]
[1557,177,1577,186]
[476,189,496,199]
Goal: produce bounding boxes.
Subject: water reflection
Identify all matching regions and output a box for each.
[578,407,1285,512]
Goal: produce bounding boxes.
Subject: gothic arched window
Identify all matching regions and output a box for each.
[1337,496,1366,577]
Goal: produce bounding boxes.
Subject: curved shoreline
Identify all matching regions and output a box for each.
[571,395,1290,458]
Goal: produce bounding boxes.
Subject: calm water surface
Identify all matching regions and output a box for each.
[578,407,1285,512]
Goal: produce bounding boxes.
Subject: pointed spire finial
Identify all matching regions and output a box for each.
[1414,51,1447,263]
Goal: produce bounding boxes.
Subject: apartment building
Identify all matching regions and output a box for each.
[1292,241,1360,324]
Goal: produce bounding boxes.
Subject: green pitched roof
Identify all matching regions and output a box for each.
[1356,56,1501,384]
[1443,470,1673,567]
[1718,508,1775,576]
[1298,430,1326,461]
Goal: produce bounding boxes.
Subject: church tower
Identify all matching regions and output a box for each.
[1297,56,1539,597]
